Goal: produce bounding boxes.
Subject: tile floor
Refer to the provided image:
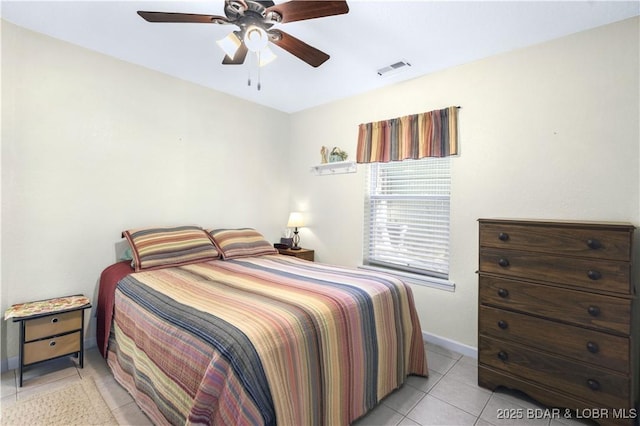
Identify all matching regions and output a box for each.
[1,343,593,425]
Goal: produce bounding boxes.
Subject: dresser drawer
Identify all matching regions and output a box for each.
[479,305,630,373]
[479,275,631,335]
[23,331,81,365]
[479,336,630,409]
[479,221,632,261]
[480,248,631,294]
[478,366,636,426]
[24,310,82,341]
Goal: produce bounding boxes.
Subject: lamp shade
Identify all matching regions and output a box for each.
[216,32,241,59]
[259,46,277,67]
[287,212,305,228]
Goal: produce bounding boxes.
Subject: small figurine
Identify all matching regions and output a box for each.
[321,146,329,163]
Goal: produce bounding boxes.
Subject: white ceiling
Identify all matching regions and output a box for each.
[2,1,638,113]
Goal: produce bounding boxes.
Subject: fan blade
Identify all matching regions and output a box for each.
[222,43,249,65]
[137,11,230,24]
[269,30,329,67]
[265,1,348,23]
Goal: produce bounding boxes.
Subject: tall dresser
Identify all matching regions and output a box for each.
[478,219,637,425]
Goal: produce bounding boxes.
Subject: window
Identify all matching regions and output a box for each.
[363,157,451,281]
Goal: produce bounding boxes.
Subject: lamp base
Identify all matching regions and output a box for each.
[291,228,301,250]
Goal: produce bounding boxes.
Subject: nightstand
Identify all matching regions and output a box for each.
[277,247,314,262]
[5,295,91,386]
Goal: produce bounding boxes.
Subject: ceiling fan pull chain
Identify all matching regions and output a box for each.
[257,52,262,91]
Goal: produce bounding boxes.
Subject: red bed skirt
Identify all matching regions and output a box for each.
[96,260,133,357]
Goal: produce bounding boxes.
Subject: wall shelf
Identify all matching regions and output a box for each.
[310,161,357,176]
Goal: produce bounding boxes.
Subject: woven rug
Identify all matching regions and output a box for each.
[1,377,118,425]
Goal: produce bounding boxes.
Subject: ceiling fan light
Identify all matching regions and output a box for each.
[216,32,241,59]
[259,46,277,67]
[244,26,268,52]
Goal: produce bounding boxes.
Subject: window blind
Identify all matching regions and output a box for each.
[364,157,450,278]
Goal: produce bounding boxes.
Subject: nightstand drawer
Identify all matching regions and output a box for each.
[291,250,314,261]
[23,331,81,365]
[277,247,314,261]
[24,310,82,341]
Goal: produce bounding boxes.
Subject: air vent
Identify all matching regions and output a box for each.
[377,60,411,77]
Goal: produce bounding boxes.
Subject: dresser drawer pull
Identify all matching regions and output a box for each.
[50,317,59,324]
[587,305,601,317]
[498,258,510,267]
[586,379,600,391]
[586,239,601,250]
[586,341,599,354]
[587,270,602,280]
[497,351,509,362]
[497,320,508,330]
[49,340,56,347]
[497,288,509,298]
[498,232,509,241]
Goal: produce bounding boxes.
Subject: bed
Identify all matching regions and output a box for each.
[97,226,428,425]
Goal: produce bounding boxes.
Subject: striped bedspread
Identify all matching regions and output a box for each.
[107,255,427,425]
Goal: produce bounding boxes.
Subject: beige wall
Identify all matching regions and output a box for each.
[289,17,640,349]
[1,21,291,363]
[1,16,638,366]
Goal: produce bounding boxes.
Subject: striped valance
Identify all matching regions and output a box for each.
[356,106,459,163]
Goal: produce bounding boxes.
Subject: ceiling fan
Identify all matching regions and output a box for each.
[137,0,349,68]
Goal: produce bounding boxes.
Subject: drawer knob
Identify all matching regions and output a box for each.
[51,317,59,324]
[587,270,602,280]
[586,379,600,391]
[49,341,56,347]
[587,305,601,317]
[497,320,508,330]
[498,232,509,241]
[586,239,601,250]
[498,258,510,267]
[497,288,509,298]
[586,341,599,354]
[497,351,509,362]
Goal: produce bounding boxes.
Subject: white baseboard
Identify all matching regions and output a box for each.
[422,330,477,359]
[6,355,17,372]
[2,338,97,373]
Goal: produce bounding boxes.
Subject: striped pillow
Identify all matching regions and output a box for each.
[123,226,220,271]
[208,228,278,260]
